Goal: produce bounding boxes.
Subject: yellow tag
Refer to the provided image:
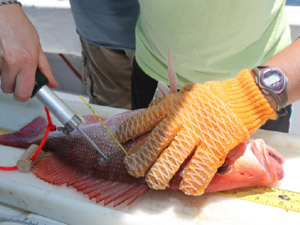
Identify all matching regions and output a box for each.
[217,186,300,213]
[79,96,127,155]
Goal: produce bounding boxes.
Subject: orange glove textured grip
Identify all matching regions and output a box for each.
[115,69,276,196]
[205,69,276,134]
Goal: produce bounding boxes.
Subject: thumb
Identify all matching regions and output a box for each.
[37,49,58,88]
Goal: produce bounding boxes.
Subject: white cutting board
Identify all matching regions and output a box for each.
[0,92,300,225]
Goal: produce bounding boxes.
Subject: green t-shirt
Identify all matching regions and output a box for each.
[136,0,291,88]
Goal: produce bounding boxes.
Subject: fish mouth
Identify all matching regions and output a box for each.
[250,139,284,181]
[216,139,284,181]
[169,139,284,193]
[203,139,284,194]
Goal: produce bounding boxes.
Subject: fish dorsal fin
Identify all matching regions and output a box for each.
[152,81,171,100]
[152,49,178,101]
[168,48,178,94]
[32,153,149,207]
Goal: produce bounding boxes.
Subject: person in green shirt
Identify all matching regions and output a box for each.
[114,0,300,193]
[131,0,295,132]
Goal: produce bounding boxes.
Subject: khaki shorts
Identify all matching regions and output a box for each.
[81,38,134,109]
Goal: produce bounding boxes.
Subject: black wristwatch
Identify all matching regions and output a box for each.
[253,66,288,116]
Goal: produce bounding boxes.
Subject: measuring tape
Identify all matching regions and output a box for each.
[217,186,300,213]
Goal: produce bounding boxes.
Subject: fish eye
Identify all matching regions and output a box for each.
[217,160,232,174]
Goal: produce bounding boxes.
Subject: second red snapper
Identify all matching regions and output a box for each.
[0,110,284,206]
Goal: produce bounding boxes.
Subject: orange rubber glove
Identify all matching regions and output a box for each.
[115,69,276,196]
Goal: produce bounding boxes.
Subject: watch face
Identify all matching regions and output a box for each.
[260,68,285,93]
[263,71,282,86]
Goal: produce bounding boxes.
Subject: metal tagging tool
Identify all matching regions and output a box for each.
[31,69,108,160]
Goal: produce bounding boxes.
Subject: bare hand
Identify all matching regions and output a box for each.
[0,4,57,101]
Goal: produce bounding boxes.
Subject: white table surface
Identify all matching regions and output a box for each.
[0,92,300,225]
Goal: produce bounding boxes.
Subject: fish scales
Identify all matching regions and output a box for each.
[42,111,145,184]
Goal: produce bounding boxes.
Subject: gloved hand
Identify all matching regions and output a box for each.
[115,69,276,196]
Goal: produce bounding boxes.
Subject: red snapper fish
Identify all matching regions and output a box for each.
[0,110,284,207]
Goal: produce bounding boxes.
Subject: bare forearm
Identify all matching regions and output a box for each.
[265,38,300,105]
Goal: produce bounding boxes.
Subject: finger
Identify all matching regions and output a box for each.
[145,127,198,190]
[38,48,57,88]
[13,66,36,101]
[124,117,181,177]
[179,143,226,196]
[0,53,22,94]
[115,105,165,143]
[116,92,183,143]
[0,65,19,94]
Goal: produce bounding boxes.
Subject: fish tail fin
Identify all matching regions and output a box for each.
[0,116,47,148]
[32,152,149,207]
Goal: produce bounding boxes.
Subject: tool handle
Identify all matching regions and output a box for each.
[31,69,82,132]
[32,69,49,97]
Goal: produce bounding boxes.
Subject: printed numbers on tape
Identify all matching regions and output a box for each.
[217,186,300,213]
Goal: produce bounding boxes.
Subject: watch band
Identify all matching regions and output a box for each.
[268,86,288,116]
[254,66,288,116]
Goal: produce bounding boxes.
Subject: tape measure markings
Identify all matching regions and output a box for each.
[216,186,300,213]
